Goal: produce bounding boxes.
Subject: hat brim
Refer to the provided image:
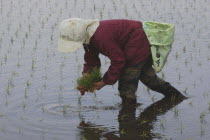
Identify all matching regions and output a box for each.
[57,38,83,53]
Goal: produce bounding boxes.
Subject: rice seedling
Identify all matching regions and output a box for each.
[22,38,25,46]
[182,47,186,53]
[146,87,150,94]
[140,119,148,125]
[163,136,170,140]
[192,81,196,88]
[61,61,65,68]
[26,80,31,87]
[59,85,63,91]
[179,121,184,134]
[160,118,166,131]
[78,96,82,105]
[15,30,18,37]
[184,58,189,66]
[178,73,181,80]
[173,107,179,118]
[189,67,192,73]
[8,73,15,88]
[30,72,34,78]
[0,128,6,133]
[51,35,53,41]
[41,128,46,135]
[203,92,209,98]
[139,131,149,138]
[25,32,28,38]
[24,88,27,99]
[39,119,44,122]
[10,37,13,44]
[43,83,47,90]
[19,23,21,28]
[120,128,126,135]
[38,32,41,39]
[77,67,102,93]
[124,5,128,17]
[31,59,35,70]
[200,125,205,137]
[100,8,103,19]
[62,105,70,116]
[137,105,144,111]
[22,102,26,110]
[93,4,96,11]
[6,84,10,96]
[183,88,188,95]
[176,52,179,59]
[28,24,31,32]
[119,114,128,121]
[7,24,10,31]
[18,128,22,134]
[4,54,7,62]
[151,95,156,102]
[5,101,8,106]
[17,59,20,67]
[42,106,45,113]
[200,112,206,124]
[198,62,202,67]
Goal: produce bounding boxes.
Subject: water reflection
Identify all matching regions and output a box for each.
[78,96,186,140]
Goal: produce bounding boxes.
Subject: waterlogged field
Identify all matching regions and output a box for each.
[0,0,209,140]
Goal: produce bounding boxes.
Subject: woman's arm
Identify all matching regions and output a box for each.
[102,41,126,85]
[83,44,101,73]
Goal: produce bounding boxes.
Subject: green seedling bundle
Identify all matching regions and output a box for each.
[77,67,102,93]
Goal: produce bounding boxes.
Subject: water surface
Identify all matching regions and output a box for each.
[0,0,209,140]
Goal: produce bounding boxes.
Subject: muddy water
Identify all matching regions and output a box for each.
[0,0,209,140]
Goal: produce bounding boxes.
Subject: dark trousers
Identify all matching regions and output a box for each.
[118,56,171,100]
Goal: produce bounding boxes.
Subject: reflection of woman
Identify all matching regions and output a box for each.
[78,96,186,140]
[58,18,186,104]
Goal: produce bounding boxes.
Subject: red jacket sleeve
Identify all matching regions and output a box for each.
[102,41,126,85]
[83,45,101,73]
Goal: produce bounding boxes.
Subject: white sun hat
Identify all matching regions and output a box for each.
[58,18,99,53]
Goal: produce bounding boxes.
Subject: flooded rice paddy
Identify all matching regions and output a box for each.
[0,0,209,140]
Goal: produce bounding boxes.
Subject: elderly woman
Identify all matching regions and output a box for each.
[58,18,186,104]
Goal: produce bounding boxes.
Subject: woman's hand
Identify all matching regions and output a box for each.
[77,87,87,96]
[93,81,106,90]
[77,81,105,95]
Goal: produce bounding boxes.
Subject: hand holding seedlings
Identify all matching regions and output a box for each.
[78,81,105,96]
[77,67,103,95]
[93,81,106,90]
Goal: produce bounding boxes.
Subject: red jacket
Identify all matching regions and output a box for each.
[83,19,151,85]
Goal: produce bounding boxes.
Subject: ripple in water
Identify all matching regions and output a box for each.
[2,93,120,140]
